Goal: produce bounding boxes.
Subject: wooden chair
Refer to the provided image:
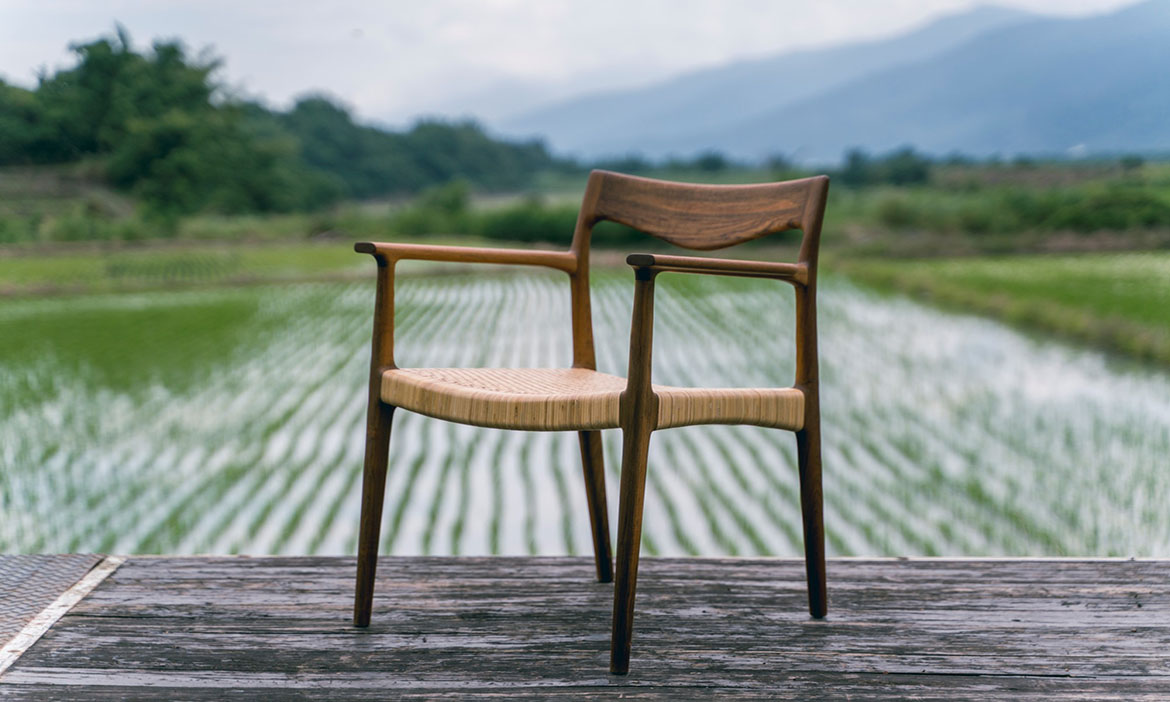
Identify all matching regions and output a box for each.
[352,169,830,674]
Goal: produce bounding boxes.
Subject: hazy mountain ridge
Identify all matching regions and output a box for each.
[498,1,1169,161]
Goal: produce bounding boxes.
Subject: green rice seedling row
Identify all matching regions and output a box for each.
[2,269,1168,557]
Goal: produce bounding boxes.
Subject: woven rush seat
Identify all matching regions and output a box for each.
[382,367,805,432]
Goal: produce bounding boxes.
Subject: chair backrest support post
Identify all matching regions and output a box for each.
[794,175,828,395]
[568,174,605,370]
[368,256,397,375]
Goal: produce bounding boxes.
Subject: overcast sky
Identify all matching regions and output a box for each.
[0,0,1141,127]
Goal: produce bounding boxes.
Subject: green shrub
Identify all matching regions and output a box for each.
[473,200,577,243]
[874,195,920,229]
[998,190,1057,230]
[953,203,1000,234]
[111,217,151,241]
[855,180,1170,237]
[0,216,40,243]
[1043,186,1170,231]
[417,179,470,216]
[45,212,100,241]
[0,217,17,243]
[389,203,471,237]
[384,187,644,246]
[836,147,931,187]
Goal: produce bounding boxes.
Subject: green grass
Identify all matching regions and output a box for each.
[840,251,1170,364]
[0,242,356,293]
[0,234,530,296]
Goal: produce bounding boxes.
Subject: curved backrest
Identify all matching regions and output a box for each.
[572,169,828,254]
[564,169,829,372]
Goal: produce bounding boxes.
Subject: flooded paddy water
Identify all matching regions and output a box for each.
[2,270,1167,556]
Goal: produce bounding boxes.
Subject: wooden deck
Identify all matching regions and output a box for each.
[0,556,1167,699]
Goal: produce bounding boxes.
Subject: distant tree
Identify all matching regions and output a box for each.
[281,95,412,197]
[766,153,805,181]
[106,107,329,215]
[836,148,874,186]
[417,179,470,216]
[67,34,339,215]
[882,147,931,185]
[403,119,550,190]
[694,150,728,173]
[835,146,930,186]
[31,26,218,161]
[1120,154,1145,172]
[594,154,652,173]
[281,96,555,197]
[0,81,45,163]
[942,152,975,167]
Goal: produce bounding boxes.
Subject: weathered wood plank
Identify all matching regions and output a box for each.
[2,556,1167,699]
[3,677,1168,701]
[2,673,1169,701]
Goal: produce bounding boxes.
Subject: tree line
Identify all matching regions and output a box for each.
[0,27,560,217]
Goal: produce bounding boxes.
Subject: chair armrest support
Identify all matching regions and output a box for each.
[622,251,817,404]
[356,241,577,273]
[355,241,579,372]
[626,253,807,285]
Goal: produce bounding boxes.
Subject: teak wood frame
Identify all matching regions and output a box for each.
[353,169,830,674]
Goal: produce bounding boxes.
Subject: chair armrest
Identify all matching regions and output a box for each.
[626,253,808,285]
[355,241,577,273]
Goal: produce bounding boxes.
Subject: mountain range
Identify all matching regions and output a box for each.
[496,1,1170,162]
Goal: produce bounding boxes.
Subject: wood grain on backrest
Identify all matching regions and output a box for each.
[577,170,824,252]
[565,169,829,373]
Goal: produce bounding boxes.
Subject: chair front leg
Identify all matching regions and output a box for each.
[578,430,613,583]
[609,418,653,674]
[353,401,396,627]
[796,416,827,619]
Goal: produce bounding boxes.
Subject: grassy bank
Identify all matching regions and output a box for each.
[840,252,1170,364]
[11,236,1170,372]
[0,234,540,296]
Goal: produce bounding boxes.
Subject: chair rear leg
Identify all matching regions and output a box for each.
[353,402,396,627]
[796,417,827,619]
[609,421,652,674]
[578,430,613,583]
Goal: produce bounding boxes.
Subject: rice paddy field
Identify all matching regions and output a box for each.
[842,251,1170,364]
[2,268,1168,557]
